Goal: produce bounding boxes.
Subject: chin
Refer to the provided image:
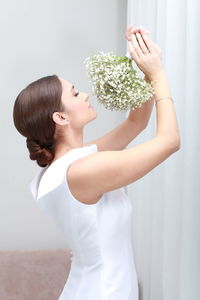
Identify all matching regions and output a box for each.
[89,111,97,123]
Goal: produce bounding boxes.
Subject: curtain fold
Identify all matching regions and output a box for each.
[126,1,200,300]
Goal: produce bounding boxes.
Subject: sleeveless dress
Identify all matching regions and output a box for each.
[29,144,139,300]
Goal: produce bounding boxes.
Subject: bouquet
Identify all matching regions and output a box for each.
[84,51,155,111]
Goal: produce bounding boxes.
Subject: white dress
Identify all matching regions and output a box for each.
[29,144,139,300]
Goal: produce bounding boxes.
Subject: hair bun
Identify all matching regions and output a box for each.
[26,138,53,167]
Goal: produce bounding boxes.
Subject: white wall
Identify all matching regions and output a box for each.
[0,0,127,250]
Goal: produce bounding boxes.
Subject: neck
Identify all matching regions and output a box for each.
[53,127,84,159]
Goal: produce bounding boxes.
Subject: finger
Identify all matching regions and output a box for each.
[131,27,150,36]
[125,26,140,40]
[131,28,148,39]
[125,25,149,41]
[128,24,150,34]
[135,32,149,54]
[141,34,156,54]
[128,40,140,62]
[139,25,150,34]
[141,35,161,56]
[130,34,144,58]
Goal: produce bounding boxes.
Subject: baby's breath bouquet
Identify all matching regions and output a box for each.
[84,51,155,111]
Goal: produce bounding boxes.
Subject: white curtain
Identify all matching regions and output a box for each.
[126,1,200,300]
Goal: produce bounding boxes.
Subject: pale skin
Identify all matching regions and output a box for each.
[51,26,180,205]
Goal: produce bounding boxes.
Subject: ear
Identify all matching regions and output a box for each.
[52,112,69,126]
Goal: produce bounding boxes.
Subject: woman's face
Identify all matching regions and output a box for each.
[58,77,97,128]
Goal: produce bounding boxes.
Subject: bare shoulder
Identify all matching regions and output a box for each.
[67,154,104,205]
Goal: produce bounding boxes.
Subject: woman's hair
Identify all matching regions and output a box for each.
[13,75,65,167]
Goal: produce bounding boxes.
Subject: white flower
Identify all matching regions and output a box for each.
[84,51,155,111]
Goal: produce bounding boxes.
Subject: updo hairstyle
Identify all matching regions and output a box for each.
[13,75,65,167]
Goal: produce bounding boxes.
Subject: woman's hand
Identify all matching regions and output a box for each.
[125,26,162,82]
[125,25,162,60]
[125,26,155,126]
[125,25,150,40]
[126,31,164,80]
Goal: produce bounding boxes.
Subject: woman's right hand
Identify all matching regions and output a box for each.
[127,32,165,80]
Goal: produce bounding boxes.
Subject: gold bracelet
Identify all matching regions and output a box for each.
[155,97,174,104]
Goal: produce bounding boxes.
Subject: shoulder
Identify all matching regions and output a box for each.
[67,161,104,205]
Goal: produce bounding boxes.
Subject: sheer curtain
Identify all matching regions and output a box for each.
[126,1,200,300]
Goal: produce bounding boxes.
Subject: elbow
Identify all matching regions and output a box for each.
[162,134,181,152]
[174,140,181,151]
[172,135,181,152]
[173,143,181,152]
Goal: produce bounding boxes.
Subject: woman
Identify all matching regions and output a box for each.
[13,26,180,300]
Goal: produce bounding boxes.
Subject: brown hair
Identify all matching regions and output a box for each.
[13,75,64,167]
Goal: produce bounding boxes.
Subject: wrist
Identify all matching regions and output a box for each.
[149,71,167,82]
